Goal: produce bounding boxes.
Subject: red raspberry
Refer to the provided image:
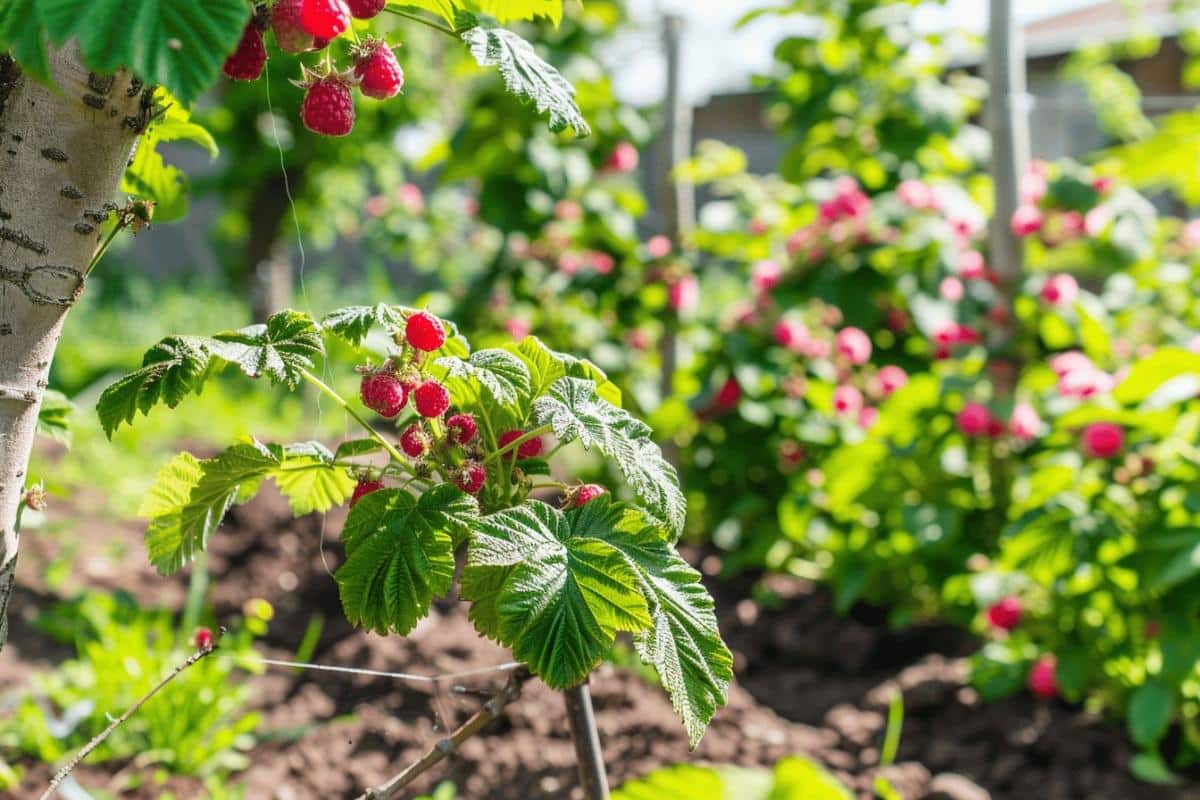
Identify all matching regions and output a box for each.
[498,430,543,459]
[191,627,215,650]
[223,25,267,81]
[347,0,386,18]
[455,462,487,494]
[567,484,607,508]
[271,0,315,53]
[1027,655,1058,699]
[360,372,407,418]
[413,380,450,418]
[446,413,478,445]
[311,36,332,50]
[301,77,355,137]
[405,310,446,352]
[354,41,405,100]
[300,0,350,39]
[399,424,430,458]
[986,596,1022,631]
[350,478,383,507]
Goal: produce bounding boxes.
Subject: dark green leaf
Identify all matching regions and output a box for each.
[1128,680,1174,749]
[210,310,323,387]
[97,335,213,438]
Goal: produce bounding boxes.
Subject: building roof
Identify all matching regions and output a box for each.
[1023,0,1179,59]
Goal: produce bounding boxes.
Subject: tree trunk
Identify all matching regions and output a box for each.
[0,48,144,649]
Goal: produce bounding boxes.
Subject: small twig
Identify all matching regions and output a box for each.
[382,7,459,37]
[39,644,217,800]
[355,668,530,800]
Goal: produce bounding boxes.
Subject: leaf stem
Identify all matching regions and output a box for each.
[300,369,407,465]
[484,424,554,465]
[86,219,127,276]
[383,7,459,37]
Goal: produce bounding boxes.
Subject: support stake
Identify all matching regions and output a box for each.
[564,682,610,800]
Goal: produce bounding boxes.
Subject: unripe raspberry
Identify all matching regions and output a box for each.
[399,424,431,458]
[354,41,405,100]
[835,327,872,365]
[223,25,267,81]
[405,310,446,351]
[301,77,355,137]
[350,478,383,507]
[413,380,450,418]
[498,430,542,459]
[986,596,1022,631]
[446,413,478,445]
[272,0,315,53]
[360,372,407,418]
[347,0,386,18]
[1027,655,1058,699]
[565,484,607,508]
[300,0,351,39]
[455,462,487,494]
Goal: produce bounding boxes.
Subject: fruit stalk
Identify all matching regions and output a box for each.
[564,681,610,800]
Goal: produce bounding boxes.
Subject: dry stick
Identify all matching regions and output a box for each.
[38,644,217,800]
[356,668,530,800]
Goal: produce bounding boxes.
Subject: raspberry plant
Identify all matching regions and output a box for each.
[98,307,732,750]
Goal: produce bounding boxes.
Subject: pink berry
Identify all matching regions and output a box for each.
[986,596,1022,631]
[355,41,405,100]
[301,77,355,137]
[399,424,430,458]
[957,403,992,437]
[413,380,450,418]
[455,462,486,494]
[833,385,863,417]
[1082,422,1124,458]
[958,250,986,280]
[569,484,608,508]
[192,627,215,649]
[877,365,908,396]
[603,141,639,173]
[668,275,699,314]
[714,378,741,411]
[1011,204,1044,237]
[446,413,478,445]
[350,478,383,507]
[272,0,315,53]
[835,327,872,365]
[360,372,407,418]
[405,310,446,352]
[1040,274,1079,306]
[751,260,782,294]
[1028,655,1058,699]
[1009,403,1042,440]
[300,0,350,39]
[498,430,543,459]
[347,0,386,18]
[223,24,267,81]
[646,235,672,259]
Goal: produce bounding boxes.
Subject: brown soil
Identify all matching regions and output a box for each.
[2,488,1195,799]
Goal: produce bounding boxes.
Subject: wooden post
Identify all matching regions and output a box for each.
[564,682,610,800]
[986,0,1030,298]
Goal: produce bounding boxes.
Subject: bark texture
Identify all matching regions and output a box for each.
[0,47,144,649]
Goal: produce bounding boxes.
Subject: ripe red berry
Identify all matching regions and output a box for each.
[301,77,355,137]
[350,478,383,507]
[405,310,446,352]
[360,372,407,418]
[355,41,405,100]
[300,0,351,39]
[271,0,315,53]
[1027,654,1058,699]
[413,380,450,418]
[446,413,478,445]
[498,430,543,459]
[986,596,1022,631]
[347,0,386,18]
[1082,422,1124,459]
[192,627,215,650]
[455,461,487,494]
[568,484,608,508]
[399,424,430,458]
[223,25,267,81]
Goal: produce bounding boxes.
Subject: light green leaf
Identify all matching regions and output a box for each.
[270,443,355,515]
[36,389,73,446]
[122,136,189,222]
[534,377,685,536]
[437,348,531,408]
[336,486,477,636]
[390,1,458,25]
[467,0,562,24]
[321,303,406,346]
[1115,348,1200,405]
[209,310,323,387]
[461,22,590,136]
[97,335,214,438]
[462,500,652,689]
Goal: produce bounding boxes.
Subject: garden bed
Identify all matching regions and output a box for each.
[2,488,1192,799]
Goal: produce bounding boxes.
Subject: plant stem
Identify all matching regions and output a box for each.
[300,369,407,465]
[564,682,610,800]
[355,669,530,800]
[484,424,554,465]
[38,644,217,800]
[85,219,127,276]
[382,7,459,37]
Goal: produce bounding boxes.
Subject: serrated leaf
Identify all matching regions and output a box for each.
[37,0,250,106]
[461,23,590,136]
[592,503,732,748]
[270,444,355,515]
[210,310,323,387]
[321,304,406,346]
[122,136,188,222]
[36,389,73,446]
[334,438,385,459]
[138,452,204,520]
[534,377,685,536]
[97,335,213,437]
[437,348,531,408]
[462,500,652,689]
[336,486,477,636]
[391,0,458,25]
[512,336,621,406]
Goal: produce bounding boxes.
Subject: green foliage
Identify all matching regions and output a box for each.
[0,592,263,776]
[612,757,852,800]
[1101,110,1200,205]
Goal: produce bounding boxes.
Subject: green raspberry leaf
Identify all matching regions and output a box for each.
[462,500,652,689]
[36,389,74,446]
[36,0,251,106]
[534,377,686,537]
[460,22,590,137]
[336,486,477,636]
[210,310,323,387]
[437,348,532,408]
[321,304,407,346]
[270,442,355,516]
[0,1,52,84]
[97,335,214,438]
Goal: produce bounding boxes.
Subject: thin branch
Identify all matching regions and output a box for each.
[355,668,530,800]
[382,7,460,37]
[299,369,411,469]
[39,643,218,800]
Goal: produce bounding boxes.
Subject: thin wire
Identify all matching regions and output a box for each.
[262,57,309,313]
[255,656,523,684]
